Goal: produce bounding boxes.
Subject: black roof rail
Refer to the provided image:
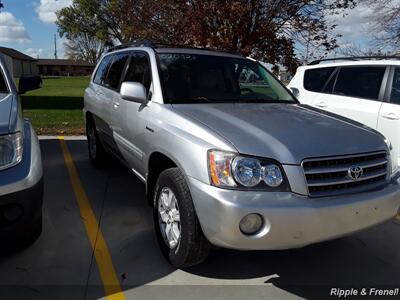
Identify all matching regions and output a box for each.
[309,56,400,65]
[106,39,155,53]
[106,39,243,56]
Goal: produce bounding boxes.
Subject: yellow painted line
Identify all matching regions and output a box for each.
[58,136,126,300]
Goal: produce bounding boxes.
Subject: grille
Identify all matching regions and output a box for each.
[302,151,389,197]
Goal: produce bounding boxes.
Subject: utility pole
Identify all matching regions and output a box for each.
[54,34,58,59]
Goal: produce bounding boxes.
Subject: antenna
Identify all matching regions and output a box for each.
[54,34,58,59]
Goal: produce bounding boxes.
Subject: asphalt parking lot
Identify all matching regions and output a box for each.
[0,137,399,300]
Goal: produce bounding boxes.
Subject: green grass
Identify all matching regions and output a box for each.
[20,76,90,135]
[24,110,85,135]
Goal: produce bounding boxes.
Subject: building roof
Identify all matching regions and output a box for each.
[0,47,37,61]
[37,59,95,67]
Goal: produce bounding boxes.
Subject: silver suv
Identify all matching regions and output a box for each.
[0,54,43,250]
[84,42,400,268]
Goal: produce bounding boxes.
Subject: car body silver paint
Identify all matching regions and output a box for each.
[0,54,43,195]
[172,103,388,165]
[188,175,400,249]
[85,46,400,250]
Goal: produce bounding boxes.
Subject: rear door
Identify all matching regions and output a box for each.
[293,66,336,105]
[90,54,114,146]
[377,66,400,168]
[311,66,388,130]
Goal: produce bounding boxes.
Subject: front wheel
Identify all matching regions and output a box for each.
[153,168,210,268]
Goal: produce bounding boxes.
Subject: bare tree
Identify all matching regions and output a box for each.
[365,0,400,51]
[64,33,106,64]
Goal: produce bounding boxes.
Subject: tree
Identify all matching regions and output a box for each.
[365,0,400,51]
[64,33,106,64]
[57,0,357,71]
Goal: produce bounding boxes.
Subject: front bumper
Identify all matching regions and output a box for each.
[0,121,43,239]
[188,176,400,250]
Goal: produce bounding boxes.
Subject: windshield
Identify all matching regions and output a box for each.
[157,53,296,104]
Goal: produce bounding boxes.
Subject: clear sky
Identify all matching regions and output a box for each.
[0,0,71,58]
[0,0,377,60]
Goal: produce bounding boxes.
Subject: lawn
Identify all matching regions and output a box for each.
[21,76,90,135]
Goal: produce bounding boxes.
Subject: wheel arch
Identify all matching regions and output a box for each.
[146,151,185,206]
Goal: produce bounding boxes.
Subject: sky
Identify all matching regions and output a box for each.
[0,0,380,60]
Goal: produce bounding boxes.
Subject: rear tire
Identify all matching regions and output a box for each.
[153,168,210,268]
[86,118,108,168]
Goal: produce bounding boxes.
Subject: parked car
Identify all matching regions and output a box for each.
[84,43,400,268]
[0,54,43,250]
[288,57,400,173]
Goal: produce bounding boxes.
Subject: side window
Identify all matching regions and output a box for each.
[304,67,335,92]
[93,55,112,85]
[0,72,7,93]
[104,52,130,90]
[390,67,400,105]
[333,67,386,101]
[124,52,152,94]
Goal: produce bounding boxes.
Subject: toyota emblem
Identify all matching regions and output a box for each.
[348,166,363,180]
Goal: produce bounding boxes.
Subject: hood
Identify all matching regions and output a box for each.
[0,93,12,134]
[172,103,387,164]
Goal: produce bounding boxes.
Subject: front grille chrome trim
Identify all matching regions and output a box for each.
[302,151,389,197]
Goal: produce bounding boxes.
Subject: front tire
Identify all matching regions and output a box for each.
[153,168,210,268]
[86,118,108,168]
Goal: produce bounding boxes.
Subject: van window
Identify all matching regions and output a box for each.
[333,67,385,101]
[103,52,129,90]
[304,67,335,92]
[93,55,112,85]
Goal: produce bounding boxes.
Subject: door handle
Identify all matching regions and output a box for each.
[382,112,400,120]
[113,101,120,109]
[315,102,328,108]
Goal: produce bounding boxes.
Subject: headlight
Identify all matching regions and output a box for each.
[232,157,262,187]
[262,164,283,187]
[0,132,23,171]
[208,149,288,190]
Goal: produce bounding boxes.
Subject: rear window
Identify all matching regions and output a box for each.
[304,67,335,92]
[93,55,112,85]
[333,67,385,101]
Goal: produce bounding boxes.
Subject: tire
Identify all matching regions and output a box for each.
[86,117,108,168]
[1,214,43,255]
[23,214,42,247]
[153,168,210,268]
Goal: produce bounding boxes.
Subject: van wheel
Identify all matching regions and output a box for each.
[153,168,210,268]
[86,119,107,168]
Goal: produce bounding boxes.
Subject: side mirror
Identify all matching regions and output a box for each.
[120,82,147,104]
[18,75,42,94]
[290,87,300,98]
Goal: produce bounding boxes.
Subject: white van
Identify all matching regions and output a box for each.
[289,57,400,171]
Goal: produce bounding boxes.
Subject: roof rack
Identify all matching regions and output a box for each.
[309,56,400,65]
[106,39,243,56]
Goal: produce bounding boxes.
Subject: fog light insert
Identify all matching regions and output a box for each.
[2,204,24,223]
[239,213,264,235]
